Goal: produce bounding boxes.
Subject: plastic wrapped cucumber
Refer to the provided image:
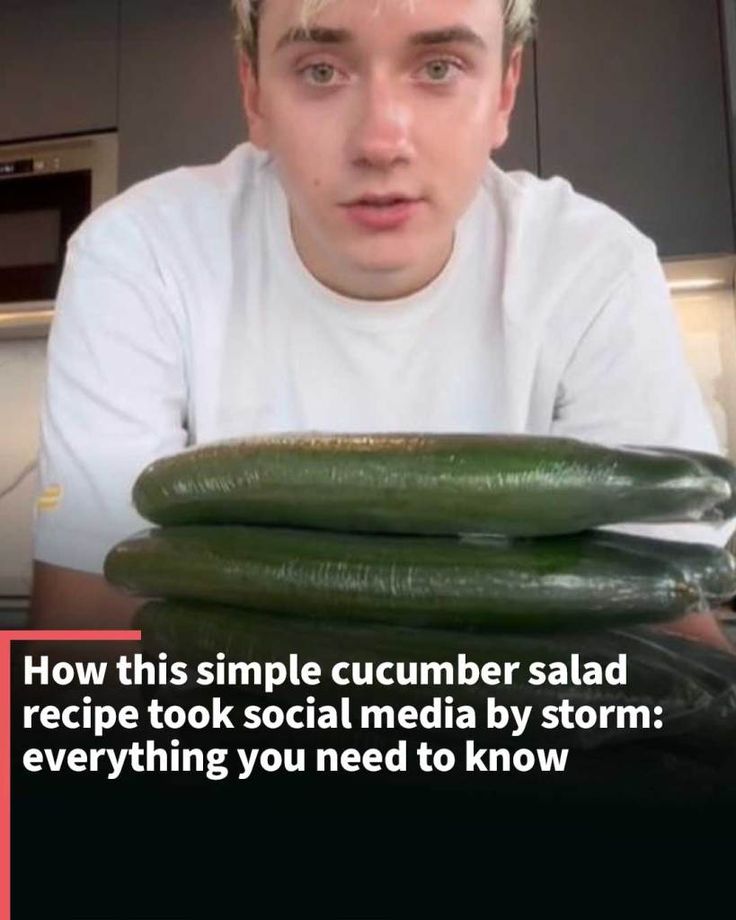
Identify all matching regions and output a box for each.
[105,526,736,631]
[132,433,736,537]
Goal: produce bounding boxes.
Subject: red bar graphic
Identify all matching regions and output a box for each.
[0,630,141,920]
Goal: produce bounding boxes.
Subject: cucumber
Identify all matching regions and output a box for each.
[132,433,734,537]
[137,600,736,748]
[632,445,736,521]
[105,525,736,631]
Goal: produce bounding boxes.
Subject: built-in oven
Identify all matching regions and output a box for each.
[0,132,118,338]
[0,132,118,624]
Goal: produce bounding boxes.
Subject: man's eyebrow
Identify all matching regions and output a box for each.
[274,27,352,53]
[273,25,488,54]
[408,26,488,50]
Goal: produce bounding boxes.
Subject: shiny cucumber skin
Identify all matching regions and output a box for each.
[634,445,736,521]
[105,525,736,631]
[132,433,733,537]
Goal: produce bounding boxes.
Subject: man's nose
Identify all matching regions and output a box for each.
[348,75,415,168]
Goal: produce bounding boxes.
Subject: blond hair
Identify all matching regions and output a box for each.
[232,0,537,65]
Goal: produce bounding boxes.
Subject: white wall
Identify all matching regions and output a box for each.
[0,338,45,596]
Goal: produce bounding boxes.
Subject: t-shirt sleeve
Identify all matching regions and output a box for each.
[549,242,735,548]
[33,206,189,574]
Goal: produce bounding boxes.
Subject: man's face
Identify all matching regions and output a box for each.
[241,0,521,299]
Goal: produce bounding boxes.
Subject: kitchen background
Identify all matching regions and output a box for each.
[1,0,736,626]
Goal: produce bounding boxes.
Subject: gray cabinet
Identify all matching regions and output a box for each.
[494,43,539,175]
[535,0,735,257]
[723,0,736,212]
[118,0,245,190]
[0,0,118,143]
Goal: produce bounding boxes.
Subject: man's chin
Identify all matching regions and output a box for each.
[351,258,415,276]
[338,262,430,300]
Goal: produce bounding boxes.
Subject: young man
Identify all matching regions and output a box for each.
[30,0,734,646]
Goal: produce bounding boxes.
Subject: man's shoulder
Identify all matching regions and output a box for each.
[473,163,667,338]
[483,162,657,269]
[72,142,269,251]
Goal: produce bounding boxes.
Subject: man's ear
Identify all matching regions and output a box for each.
[239,54,269,149]
[490,45,524,152]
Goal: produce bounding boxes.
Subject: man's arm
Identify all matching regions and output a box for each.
[29,561,144,629]
[32,191,189,626]
[665,609,734,652]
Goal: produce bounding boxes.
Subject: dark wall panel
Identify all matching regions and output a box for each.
[536,0,734,257]
[0,0,118,143]
[119,0,245,189]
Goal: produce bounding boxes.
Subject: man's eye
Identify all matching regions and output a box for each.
[420,59,462,83]
[301,63,339,85]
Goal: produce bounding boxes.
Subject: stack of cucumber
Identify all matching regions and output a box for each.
[105,433,736,632]
[104,434,736,756]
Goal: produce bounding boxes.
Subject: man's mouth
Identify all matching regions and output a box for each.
[348,194,419,207]
[341,195,424,230]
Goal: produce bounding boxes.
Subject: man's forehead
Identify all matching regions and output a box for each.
[259,0,503,45]
[261,0,502,28]
[272,0,455,19]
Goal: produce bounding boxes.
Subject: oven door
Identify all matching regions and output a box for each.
[0,132,117,341]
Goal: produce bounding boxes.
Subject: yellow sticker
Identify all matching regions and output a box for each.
[36,484,63,512]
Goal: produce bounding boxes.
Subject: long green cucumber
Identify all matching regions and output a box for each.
[137,600,736,748]
[132,434,734,537]
[105,526,736,630]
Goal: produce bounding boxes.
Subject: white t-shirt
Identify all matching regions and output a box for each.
[34,142,732,573]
